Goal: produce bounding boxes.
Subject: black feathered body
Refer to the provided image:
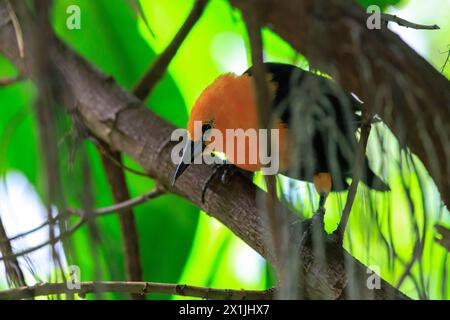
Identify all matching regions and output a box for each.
[245,63,388,191]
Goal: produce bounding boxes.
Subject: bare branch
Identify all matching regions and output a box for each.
[127,0,155,38]
[133,0,209,100]
[91,136,150,177]
[0,219,84,262]
[5,0,24,58]
[440,46,450,73]
[334,116,372,242]
[0,281,274,300]
[381,13,440,30]
[68,187,165,217]
[435,224,450,252]
[0,188,165,260]
[0,74,24,86]
[230,0,450,208]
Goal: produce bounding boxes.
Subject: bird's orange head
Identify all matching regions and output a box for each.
[188,73,265,172]
[172,72,288,185]
[187,73,259,142]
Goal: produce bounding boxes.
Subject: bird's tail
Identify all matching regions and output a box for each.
[361,160,390,191]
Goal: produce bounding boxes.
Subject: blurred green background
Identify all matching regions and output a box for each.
[0,0,449,299]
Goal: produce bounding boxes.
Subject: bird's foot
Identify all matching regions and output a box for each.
[201,162,237,203]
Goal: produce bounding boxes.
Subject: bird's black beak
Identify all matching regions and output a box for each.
[172,138,206,186]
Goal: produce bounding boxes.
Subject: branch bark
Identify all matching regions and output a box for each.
[230,0,450,208]
[0,2,408,299]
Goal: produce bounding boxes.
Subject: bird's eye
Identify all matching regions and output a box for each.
[202,123,212,133]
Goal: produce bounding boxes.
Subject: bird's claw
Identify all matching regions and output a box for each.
[201,162,237,203]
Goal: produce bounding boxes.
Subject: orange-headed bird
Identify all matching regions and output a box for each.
[172,63,388,221]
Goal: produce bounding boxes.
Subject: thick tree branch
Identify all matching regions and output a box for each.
[0,2,407,299]
[0,281,274,300]
[230,0,450,208]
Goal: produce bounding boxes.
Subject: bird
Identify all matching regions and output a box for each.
[172,62,389,237]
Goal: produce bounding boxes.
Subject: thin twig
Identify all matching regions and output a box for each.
[99,147,144,300]
[91,136,149,177]
[334,117,372,243]
[0,281,275,300]
[1,188,164,245]
[0,188,165,259]
[381,13,440,30]
[127,0,155,38]
[0,2,411,298]
[435,224,450,252]
[133,0,209,100]
[5,0,24,58]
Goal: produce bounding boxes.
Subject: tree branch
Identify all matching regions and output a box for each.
[381,13,439,30]
[435,224,450,252]
[0,213,26,287]
[0,188,164,261]
[0,281,274,300]
[133,0,209,100]
[0,74,24,86]
[92,136,149,177]
[0,188,164,246]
